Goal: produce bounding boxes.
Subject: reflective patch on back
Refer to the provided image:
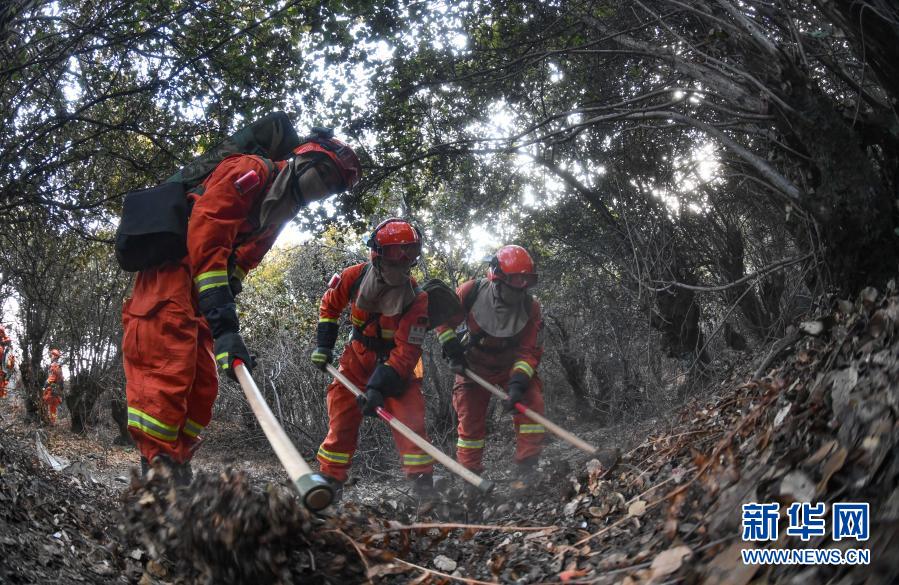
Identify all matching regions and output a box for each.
[408,324,426,345]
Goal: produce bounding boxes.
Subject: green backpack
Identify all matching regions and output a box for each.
[114,112,301,272]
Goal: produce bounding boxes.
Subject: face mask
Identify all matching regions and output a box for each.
[378,261,411,287]
[295,160,335,205]
[496,282,526,306]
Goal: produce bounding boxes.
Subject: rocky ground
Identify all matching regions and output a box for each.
[2,287,898,584]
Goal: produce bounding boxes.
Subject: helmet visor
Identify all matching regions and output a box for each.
[501,272,538,289]
[380,242,421,265]
[316,138,360,188]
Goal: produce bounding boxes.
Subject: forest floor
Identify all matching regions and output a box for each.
[1,287,898,584]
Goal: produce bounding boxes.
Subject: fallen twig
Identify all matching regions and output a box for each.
[324,529,373,585]
[392,557,499,585]
[372,521,556,535]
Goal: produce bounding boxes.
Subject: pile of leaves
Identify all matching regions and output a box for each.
[336,286,899,583]
[124,467,370,584]
[0,432,132,583]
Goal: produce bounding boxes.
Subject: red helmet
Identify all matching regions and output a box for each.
[366,218,422,265]
[292,128,361,190]
[487,245,538,289]
[50,348,61,358]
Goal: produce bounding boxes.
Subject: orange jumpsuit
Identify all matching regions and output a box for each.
[436,280,545,471]
[316,263,433,482]
[43,355,63,424]
[123,155,286,464]
[0,327,11,398]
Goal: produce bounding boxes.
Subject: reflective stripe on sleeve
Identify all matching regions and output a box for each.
[438,329,456,344]
[194,270,229,293]
[512,360,535,377]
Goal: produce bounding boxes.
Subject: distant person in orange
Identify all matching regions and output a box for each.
[0,325,11,399]
[42,349,63,424]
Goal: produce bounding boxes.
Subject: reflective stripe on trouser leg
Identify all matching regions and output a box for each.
[456,437,486,449]
[513,374,545,463]
[383,377,433,478]
[317,446,351,464]
[127,407,179,442]
[180,319,217,458]
[318,350,366,482]
[402,453,435,468]
[123,262,198,463]
[182,418,205,439]
[452,374,491,472]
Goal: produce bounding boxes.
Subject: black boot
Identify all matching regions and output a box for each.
[410,473,437,511]
[512,456,539,489]
[464,480,482,500]
[324,475,345,503]
[412,473,434,496]
[174,460,193,487]
[142,454,192,487]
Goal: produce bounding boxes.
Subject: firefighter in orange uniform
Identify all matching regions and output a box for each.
[123,130,360,484]
[43,348,64,424]
[311,219,435,499]
[0,325,11,399]
[436,245,545,482]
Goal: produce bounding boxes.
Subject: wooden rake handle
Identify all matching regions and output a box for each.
[463,368,598,456]
[234,361,333,510]
[326,363,494,493]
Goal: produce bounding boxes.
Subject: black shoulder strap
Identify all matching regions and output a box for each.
[463,278,486,314]
[348,262,372,302]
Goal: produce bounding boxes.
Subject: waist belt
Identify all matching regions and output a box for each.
[463,331,514,354]
[351,327,396,352]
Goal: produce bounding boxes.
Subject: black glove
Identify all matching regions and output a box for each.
[214,331,255,380]
[366,363,405,397]
[198,286,239,338]
[506,371,529,410]
[310,347,332,371]
[441,337,468,375]
[356,387,384,417]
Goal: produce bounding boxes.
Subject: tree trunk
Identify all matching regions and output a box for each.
[545,314,604,420]
[66,371,103,434]
[652,274,709,364]
[109,390,132,445]
[19,353,43,423]
[781,77,898,289]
